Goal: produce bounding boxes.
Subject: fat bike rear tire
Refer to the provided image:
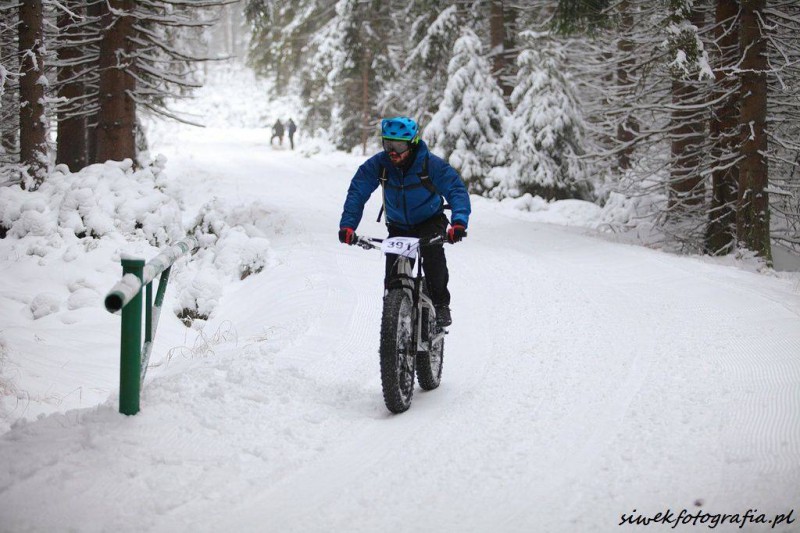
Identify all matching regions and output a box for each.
[416,284,444,391]
[379,289,416,413]
[416,332,444,391]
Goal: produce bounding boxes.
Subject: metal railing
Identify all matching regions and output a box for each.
[104,237,196,415]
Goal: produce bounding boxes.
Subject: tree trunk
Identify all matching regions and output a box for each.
[616,0,636,171]
[360,48,371,156]
[221,5,231,57]
[490,1,518,100]
[56,1,87,172]
[706,0,739,255]
[230,3,242,58]
[669,80,705,210]
[668,8,706,215]
[503,5,518,91]
[18,0,48,189]
[85,0,103,164]
[737,0,771,263]
[490,1,511,99]
[96,0,136,163]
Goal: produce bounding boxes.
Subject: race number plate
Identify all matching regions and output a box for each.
[381,237,420,258]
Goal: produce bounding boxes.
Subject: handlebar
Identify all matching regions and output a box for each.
[354,236,382,250]
[353,233,464,250]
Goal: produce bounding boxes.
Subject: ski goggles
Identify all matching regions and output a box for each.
[382,139,412,154]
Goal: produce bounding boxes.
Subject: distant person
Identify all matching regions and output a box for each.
[271,119,284,146]
[287,119,297,150]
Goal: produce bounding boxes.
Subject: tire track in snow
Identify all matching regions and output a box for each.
[199,230,499,532]
[238,225,665,532]
[137,150,800,530]
[617,248,800,505]
[482,232,659,530]
[517,227,800,526]
[5,132,799,531]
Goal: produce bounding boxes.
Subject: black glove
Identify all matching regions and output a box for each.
[447,224,466,244]
[339,227,356,245]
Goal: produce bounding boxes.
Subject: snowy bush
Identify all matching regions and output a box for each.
[175,198,279,324]
[0,157,182,246]
[30,292,61,319]
[175,268,223,327]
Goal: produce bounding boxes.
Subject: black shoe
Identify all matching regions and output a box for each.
[435,305,452,327]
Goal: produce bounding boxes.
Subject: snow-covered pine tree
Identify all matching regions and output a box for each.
[245,0,332,94]
[303,0,359,149]
[501,31,591,201]
[94,0,230,162]
[426,27,509,194]
[304,0,393,152]
[399,4,460,123]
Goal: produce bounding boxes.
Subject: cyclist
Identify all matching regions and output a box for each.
[338,116,471,327]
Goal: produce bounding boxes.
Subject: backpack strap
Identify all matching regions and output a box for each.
[418,155,437,194]
[376,165,388,223]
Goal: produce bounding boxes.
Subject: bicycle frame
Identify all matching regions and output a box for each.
[396,248,445,354]
[357,236,446,354]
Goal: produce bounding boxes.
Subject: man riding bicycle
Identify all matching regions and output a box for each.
[338,116,471,327]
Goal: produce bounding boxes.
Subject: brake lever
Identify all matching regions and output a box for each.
[355,238,378,250]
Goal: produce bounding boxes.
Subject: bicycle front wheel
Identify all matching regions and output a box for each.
[379,289,416,413]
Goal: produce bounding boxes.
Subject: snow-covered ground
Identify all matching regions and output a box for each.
[2,70,800,532]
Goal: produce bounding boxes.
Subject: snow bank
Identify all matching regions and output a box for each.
[174,197,281,325]
[0,157,185,333]
[0,152,287,429]
[474,192,604,229]
[0,157,183,246]
[477,189,668,234]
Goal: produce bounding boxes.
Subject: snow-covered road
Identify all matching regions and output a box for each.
[1,127,799,532]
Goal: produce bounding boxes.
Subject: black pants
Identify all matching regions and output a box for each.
[385,213,450,307]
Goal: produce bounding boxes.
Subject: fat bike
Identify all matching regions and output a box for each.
[355,235,448,414]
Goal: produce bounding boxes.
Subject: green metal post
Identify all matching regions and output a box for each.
[119,257,145,415]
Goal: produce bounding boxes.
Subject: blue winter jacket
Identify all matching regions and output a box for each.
[339,140,471,231]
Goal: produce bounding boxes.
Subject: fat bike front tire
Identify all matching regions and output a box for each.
[379,289,416,414]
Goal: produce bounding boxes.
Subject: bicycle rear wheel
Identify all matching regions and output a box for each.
[416,310,444,390]
[379,289,416,413]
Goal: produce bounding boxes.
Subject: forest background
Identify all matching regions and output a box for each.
[1,0,799,268]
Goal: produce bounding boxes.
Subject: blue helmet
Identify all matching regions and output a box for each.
[381,117,420,143]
